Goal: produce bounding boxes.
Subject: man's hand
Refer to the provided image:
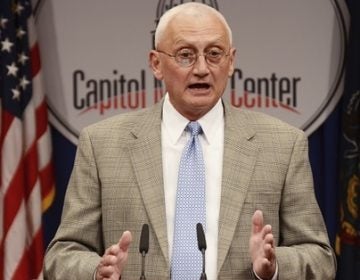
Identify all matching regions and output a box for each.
[249,210,276,280]
[96,231,132,280]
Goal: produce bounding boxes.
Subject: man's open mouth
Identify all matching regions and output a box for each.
[188,83,210,89]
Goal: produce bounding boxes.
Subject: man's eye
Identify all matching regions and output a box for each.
[207,49,222,58]
[177,50,195,58]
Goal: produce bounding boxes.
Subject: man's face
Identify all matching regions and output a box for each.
[150,13,236,120]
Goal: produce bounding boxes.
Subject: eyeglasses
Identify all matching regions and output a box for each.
[156,47,230,67]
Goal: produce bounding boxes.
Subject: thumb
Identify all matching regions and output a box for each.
[251,210,264,235]
[118,231,132,251]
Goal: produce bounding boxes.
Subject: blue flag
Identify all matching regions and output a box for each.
[336,0,360,279]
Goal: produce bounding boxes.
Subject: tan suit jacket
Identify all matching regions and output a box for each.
[44,100,336,279]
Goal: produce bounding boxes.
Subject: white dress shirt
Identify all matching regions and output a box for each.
[162,94,224,280]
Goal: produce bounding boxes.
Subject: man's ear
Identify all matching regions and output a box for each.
[149,50,163,80]
[228,47,237,77]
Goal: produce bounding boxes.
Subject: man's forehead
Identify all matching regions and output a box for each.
[164,15,229,43]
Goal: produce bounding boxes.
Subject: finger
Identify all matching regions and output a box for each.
[118,231,132,251]
[263,243,272,257]
[264,232,274,246]
[108,244,121,256]
[263,242,276,264]
[251,210,264,234]
[103,254,118,266]
[99,255,110,267]
[259,224,272,242]
[103,243,120,258]
[98,264,115,277]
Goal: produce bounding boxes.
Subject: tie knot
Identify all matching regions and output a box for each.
[187,121,202,137]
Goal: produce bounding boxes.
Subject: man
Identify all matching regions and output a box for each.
[44,3,336,279]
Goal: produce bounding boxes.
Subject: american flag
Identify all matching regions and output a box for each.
[0,0,55,279]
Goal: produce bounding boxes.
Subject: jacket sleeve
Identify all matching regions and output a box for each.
[275,131,336,279]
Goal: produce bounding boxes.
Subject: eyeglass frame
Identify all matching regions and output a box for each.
[155,47,232,67]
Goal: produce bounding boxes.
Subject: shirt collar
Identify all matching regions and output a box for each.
[162,93,224,145]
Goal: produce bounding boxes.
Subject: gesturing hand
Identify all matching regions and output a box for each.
[96,231,132,280]
[249,210,276,280]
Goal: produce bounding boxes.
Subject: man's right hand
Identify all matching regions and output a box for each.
[96,231,132,280]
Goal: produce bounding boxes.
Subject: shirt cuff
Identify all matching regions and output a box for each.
[253,262,278,280]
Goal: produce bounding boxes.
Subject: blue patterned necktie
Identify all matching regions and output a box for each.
[172,121,206,279]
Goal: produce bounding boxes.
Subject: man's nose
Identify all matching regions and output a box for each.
[192,55,210,75]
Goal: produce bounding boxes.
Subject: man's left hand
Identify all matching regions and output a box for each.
[249,210,276,280]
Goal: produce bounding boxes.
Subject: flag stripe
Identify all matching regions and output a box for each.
[37,128,52,169]
[1,118,22,196]
[3,148,28,237]
[23,99,37,151]
[4,201,27,279]
[36,100,48,140]
[32,72,45,108]
[24,143,39,197]
[0,111,14,147]
[30,43,41,77]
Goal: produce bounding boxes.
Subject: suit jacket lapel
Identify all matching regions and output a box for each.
[217,102,259,273]
[128,101,169,265]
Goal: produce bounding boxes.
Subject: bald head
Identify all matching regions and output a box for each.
[154,3,233,49]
